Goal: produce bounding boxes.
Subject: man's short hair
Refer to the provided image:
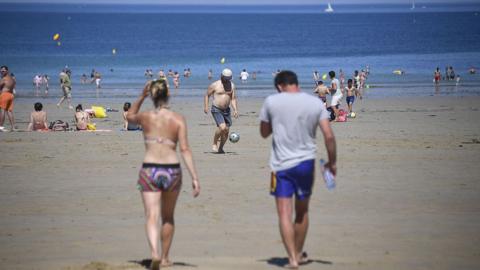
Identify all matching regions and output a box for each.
[329,71,335,78]
[0,66,8,71]
[274,70,298,91]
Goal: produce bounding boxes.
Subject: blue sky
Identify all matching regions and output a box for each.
[2,0,479,4]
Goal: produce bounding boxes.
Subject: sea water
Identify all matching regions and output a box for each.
[1,3,480,100]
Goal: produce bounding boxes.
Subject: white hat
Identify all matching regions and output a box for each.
[221,68,233,78]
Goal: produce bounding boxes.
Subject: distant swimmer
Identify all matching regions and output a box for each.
[173,71,180,89]
[33,74,42,96]
[259,70,337,269]
[204,68,238,153]
[339,69,345,89]
[158,69,167,80]
[240,69,249,83]
[208,69,213,80]
[81,73,88,84]
[93,72,102,89]
[126,80,200,270]
[57,70,73,109]
[167,69,174,77]
[434,67,441,84]
[0,65,17,131]
[42,74,49,95]
[469,67,476,74]
[312,70,319,86]
[252,71,257,80]
[272,69,280,77]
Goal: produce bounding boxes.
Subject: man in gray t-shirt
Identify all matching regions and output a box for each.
[259,70,337,268]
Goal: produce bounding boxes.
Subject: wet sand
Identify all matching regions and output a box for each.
[0,95,479,270]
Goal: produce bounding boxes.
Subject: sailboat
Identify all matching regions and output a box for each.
[325,2,334,13]
[411,0,416,10]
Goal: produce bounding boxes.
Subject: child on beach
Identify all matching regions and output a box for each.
[345,79,359,114]
[126,80,200,270]
[313,80,329,107]
[173,71,180,89]
[27,102,48,131]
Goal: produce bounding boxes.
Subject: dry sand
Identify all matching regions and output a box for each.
[0,95,479,270]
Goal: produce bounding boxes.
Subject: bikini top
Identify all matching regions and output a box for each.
[144,136,176,146]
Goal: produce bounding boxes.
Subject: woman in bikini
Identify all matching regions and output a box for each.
[74,104,89,131]
[127,80,200,270]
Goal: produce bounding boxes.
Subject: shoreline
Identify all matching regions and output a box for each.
[1,95,479,269]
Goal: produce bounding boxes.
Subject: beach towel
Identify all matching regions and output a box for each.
[49,120,69,131]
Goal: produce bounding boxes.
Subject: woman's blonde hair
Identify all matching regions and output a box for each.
[149,79,169,107]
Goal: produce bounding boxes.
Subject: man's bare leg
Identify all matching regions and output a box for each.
[294,198,310,264]
[6,111,15,131]
[160,189,180,267]
[67,97,73,109]
[141,192,162,264]
[57,96,65,107]
[217,124,229,154]
[348,103,352,113]
[276,197,299,269]
[212,127,222,152]
[0,109,5,128]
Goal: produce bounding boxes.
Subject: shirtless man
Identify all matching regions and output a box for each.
[204,68,239,153]
[0,66,17,131]
[313,80,329,108]
[28,102,48,131]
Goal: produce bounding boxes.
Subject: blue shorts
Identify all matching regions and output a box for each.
[346,96,355,105]
[211,105,232,127]
[270,159,315,200]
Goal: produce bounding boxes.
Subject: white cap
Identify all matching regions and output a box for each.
[221,68,233,78]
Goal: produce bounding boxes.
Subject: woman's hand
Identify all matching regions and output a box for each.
[192,179,200,198]
[142,81,151,98]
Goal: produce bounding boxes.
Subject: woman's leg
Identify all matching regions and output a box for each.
[160,189,180,266]
[141,192,162,261]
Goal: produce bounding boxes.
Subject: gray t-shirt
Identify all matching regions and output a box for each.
[259,92,329,172]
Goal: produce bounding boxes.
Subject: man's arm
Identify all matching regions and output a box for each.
[319,119,337,175]
[260,121,272,138]
[231,85,238,118]
[204,84,215,114]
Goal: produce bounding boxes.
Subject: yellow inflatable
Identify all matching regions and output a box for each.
[92,106,107,118]
[53,33,60,41]
[87,123,96,130]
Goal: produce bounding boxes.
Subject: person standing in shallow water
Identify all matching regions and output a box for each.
[127,80,200,270]
[260,70,337,269]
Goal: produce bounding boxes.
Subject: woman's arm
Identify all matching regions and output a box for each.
[27,113,34,131]
[127,82,150,124]
[177,115,200,198]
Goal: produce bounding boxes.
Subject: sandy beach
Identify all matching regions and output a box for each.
[0,95,480,270]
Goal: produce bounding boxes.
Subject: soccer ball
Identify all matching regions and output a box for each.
[229,132,240,143]
[350,112,356,118]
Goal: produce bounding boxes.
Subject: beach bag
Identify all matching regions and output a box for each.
[87,123,96,131]
[337,109,348,122]
[91,106,107,118]
[49,120,69,131]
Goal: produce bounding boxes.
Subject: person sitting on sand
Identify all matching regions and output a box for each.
[122,102,141,131]
[74,104,90,131]
[313,80,329,108]
[126,80,200,270]
[27,102,48,131]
